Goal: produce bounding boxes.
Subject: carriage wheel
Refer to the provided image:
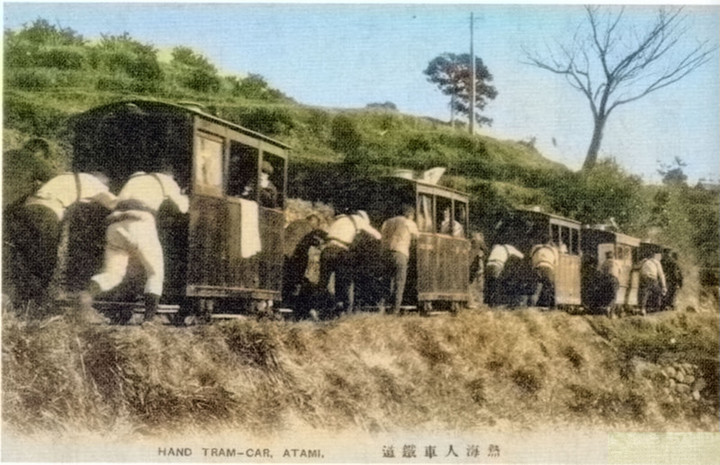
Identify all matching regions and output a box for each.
[109,305,133,325]
[179,298,213,325]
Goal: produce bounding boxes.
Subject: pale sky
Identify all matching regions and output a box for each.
[3,2,719,183]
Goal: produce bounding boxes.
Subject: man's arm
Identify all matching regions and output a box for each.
[91,191,118,210]
[162,176,189,213]
[362,223,382,240]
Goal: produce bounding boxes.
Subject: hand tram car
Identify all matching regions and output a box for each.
[491,209,582,308]
[342,174,471,314]
[580,228,641,313]
[68,100,290,322]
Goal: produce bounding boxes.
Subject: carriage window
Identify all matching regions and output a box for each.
[436,197,452,235]
[228,141,258,198]
[417,194,433,233]
[454,201,467,238]
[194,133,224,195]
[551,224,561,247]
[570,228,580,255]
[616,246,626,260]
[259,153,284,209]
[559,227,570,253]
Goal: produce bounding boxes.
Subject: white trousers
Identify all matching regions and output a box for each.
[91,212,164,295]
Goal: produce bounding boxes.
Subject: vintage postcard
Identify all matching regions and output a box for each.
[2,2,719,463]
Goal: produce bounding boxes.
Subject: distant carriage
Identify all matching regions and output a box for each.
[580,228,641,312]
[343,176,471,313]
[69,100,290,320]
[492,209,582,308]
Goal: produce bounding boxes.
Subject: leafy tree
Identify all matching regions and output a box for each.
[366,102,398,111]
[524,6,715,170]
[92,32,163,83]
[171,46,216,72]
[424,53,498,127]
[12,18,84,46]
[227,73,285,101]
[548,159,647,233]
[658,157,688,185]
[170,46,220,93]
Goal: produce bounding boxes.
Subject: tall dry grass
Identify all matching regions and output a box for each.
[2,306,718,439]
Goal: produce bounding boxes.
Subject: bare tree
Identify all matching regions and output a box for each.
[524,6,715,170]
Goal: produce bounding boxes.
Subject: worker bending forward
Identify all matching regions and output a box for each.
[529,241,559,308]
[82,172,189,324]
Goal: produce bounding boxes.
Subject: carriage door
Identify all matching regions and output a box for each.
[555,224,582,306]
[187,130,227,293]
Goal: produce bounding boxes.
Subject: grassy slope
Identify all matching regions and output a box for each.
[3,308,718,438]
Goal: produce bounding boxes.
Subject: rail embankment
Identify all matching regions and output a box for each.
[2,306,718,439]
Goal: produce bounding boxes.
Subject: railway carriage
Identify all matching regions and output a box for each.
[580,228,641,312]
[493,209,582,308]
[345,175,471,313]
[69,100,290,320]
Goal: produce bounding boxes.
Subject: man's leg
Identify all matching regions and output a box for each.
[135,230,165,323]
[392,252,408,313]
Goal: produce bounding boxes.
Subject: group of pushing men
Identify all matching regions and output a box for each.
[7,167,188,324]
[283,205,421,319]
[482,240,682,315]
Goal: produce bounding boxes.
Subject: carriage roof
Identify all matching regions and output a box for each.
[582,228,641,247]
[512,208,581,229]
[377,175,469,202]
[72,99,292,151]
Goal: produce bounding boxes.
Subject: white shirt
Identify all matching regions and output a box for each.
[641,258,667,290]
[487,244,524,266]
[327,214,381,246]
[26,172,116,221]
[381,216,419,257]
[440,218,464,237]
[117,172,189,213]
[600,258,622,279]
[531,244,559,269]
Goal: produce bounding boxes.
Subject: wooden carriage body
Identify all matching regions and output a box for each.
[348,176,471,310]
[71,100,289,308]
[581,228,641,308]
[494,209,582,306]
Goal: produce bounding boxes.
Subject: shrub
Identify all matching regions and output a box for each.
[305,108,331,138]
[95,75,134,92]
[183,68,221,93]
[217,105,295,136]
[547,159,648,233]
[227,73,285,101]
[330,114,363,157]
[12,19,84,46]
[90,33,163,84]
[5,68,55,90]
[33,46,86,70]
[3,96,70,137]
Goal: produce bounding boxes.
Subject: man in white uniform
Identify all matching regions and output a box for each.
[12,172,115,304]
[82,172,189,324]
[529,241,560,307]
[485,244,524,306]
[638,252,667,315]
[319,210,381,316]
